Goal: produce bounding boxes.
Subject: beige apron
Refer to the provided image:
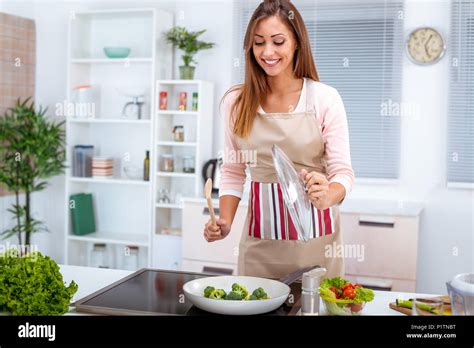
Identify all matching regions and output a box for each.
[236,79,345,279]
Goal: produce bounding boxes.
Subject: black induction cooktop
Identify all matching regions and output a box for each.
[74,269,300,316]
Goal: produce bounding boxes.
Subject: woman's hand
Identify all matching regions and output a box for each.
[204,218,231,242]
[300,169,332,210]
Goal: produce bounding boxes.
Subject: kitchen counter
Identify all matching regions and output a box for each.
[60,264,438,316]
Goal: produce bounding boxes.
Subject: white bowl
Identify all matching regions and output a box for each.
[183,276,290,315]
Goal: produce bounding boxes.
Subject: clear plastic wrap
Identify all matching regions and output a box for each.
[271,144,312,241]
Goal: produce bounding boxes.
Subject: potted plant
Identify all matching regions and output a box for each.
[164,26,215,80]
[0,98,66,247]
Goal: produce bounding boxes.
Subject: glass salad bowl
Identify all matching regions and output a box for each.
[321,297,366,316]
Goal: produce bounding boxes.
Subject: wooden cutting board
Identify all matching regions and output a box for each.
[389,295,451,316]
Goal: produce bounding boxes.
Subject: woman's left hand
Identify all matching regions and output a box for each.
[300,169,332,210]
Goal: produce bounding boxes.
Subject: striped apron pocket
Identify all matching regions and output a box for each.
[248,181,335,241]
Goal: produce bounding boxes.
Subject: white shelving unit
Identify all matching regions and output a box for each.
[151,80,214,270]
[64,8,173,271]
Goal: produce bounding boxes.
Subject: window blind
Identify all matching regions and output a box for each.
[234,0,404,179]
[448,0,474,184]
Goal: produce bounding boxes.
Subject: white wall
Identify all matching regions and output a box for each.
[0,0,472,294]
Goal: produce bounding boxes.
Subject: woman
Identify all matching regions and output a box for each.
[203,0,354,279]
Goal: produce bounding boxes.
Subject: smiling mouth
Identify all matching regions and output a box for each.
[262,58,281,67]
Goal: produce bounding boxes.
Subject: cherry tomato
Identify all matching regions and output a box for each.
[329,286,340,298]
[341,283,354,291]
[349,303,363,312]
[354,284,362,289]
[342,288,356,299]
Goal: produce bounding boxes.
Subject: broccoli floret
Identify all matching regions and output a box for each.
[231,283,249,299]
[251,287,269,300]
[209,289,226,300]
[224,291,244,301]
[203,286,215,298]
[249,294,259,301]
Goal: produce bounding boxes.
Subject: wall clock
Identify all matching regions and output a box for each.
[406,27,446,65]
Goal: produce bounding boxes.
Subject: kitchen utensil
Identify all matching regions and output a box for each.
[204,178,216,225]
[182,276,291,315]
[301,267,326,315]
[160,154,174,172]
[157,189,171,204]
[412,298,444,316]
[71,85,100,118]
[103,47,131,58]
[73,145,94,177]
[321,297,366,316]
[172,125,185,142]
[446,273,474,315]
[202,158,222,194]
[389,295,452,316]
[182,156,195,173]
[122,246,139,271]
[271,144,312,241]
[123,165,142,180]
[122,95,145,119]
[90,243,109,268]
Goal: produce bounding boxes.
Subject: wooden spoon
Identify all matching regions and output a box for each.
[204,178,217,225]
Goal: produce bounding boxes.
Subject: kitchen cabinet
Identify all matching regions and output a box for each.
[340,212,420,292]
[152,234,182,270]
[181,198,248,274]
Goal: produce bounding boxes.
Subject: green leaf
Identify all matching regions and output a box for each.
[164,26,215,67]
[0,98,66,243]
[0,249,78,315]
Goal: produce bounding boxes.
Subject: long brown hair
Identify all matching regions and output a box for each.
[222,0,319,138]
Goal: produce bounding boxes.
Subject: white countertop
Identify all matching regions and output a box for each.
[60,264,437,316]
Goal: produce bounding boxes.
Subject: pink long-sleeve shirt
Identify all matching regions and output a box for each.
[219,78,355,200]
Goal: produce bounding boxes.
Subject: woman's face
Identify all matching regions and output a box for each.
[252,15,298,78]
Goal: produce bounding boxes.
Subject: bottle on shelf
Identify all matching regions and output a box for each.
[192,92,198,111]
[144,150,150,181]
[159,91,168,110]
[178,92,187,111]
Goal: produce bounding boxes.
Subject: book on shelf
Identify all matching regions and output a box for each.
[70,193,96,236]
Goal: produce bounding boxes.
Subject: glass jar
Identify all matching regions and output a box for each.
[90,243,108,268]
[160,154,174,172]
[157,188,171,203]
[172,125,185,142]
[182,156,195,173]
[122,246,139,271]
[159,91,168,110]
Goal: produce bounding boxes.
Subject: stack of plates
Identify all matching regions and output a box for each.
[92,157,114,178]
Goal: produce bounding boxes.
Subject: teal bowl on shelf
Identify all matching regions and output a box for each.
[103,47,131,59]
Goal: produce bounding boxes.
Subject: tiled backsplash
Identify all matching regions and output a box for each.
[0,12,36,196]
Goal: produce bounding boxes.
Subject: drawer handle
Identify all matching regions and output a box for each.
[203,207,220,216]
[202,266,233,275]
[358,220,395,228]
